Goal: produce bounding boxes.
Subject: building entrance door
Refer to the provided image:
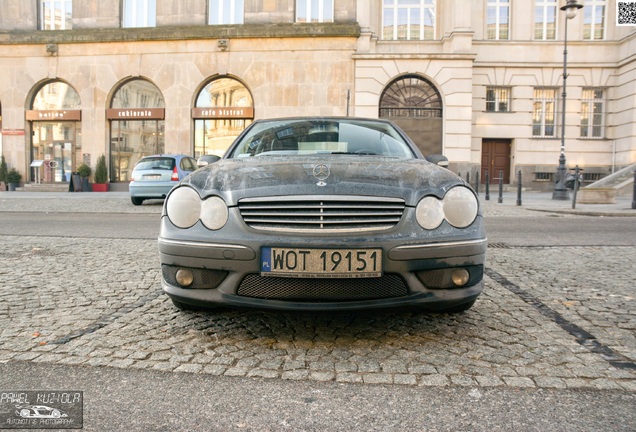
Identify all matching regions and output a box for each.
[32,122,77,183]
[44,141,73,182]
[481,139,511,184]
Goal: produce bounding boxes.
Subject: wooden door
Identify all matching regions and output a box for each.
[481,139,511,184]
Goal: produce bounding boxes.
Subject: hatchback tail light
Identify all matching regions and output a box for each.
[171,166,179,181]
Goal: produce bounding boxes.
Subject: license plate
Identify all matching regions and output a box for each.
[261,247,382,278]
[143,174,162,180]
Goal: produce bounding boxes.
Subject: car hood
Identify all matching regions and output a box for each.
[182,156,467,206]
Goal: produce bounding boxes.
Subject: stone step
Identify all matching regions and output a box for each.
[16,183,71,192]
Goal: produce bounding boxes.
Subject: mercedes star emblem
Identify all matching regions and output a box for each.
[313,164,330,186]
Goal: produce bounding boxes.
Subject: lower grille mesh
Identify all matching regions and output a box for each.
[237,274,408,301]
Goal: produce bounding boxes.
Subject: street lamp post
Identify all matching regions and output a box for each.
[553,0,583,200]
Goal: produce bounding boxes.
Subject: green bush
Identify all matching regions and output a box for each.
[6,167,22,184]
[77,163,92,178]
[94,155,108,184]
[0,155,7,183]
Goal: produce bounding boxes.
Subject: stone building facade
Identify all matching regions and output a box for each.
[0,0,634,191]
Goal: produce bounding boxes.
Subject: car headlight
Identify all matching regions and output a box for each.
[443,186,479,228]
[416,186,478,230]
[200,196,228,230]
[166,187,201,228]
[415,196,444,230]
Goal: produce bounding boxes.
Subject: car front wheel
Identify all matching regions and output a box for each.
[131,197,144,206]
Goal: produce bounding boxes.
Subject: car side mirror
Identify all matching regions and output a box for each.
[425,154,449,168]
[197,155,221,167]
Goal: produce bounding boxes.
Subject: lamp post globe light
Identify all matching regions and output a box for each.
[553,0,583,200]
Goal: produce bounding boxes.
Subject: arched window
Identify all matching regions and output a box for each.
[108,79,165,182]
[28,81,82,183]
[379,75,443,155]
[32,81,81,110]
[379,75,442,119]
[193,77,253,158]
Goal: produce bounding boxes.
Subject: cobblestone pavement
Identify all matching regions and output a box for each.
[0,193,635,392]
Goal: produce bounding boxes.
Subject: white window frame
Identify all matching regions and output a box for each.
[532,88,558,138]
[123,0,156,28]
[39,0,72,30]
[486,0,510,40]
[209,0,244,25]
[296,0,334,23]
[580,88,605,138]
[534,0,557,40]
[381,0,436,41]
[486,86,512,112]
[583,0,606,40]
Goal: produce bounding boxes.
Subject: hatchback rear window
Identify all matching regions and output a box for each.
[134,157,175,171]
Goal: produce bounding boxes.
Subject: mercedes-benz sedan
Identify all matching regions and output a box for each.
[158,117,487,313]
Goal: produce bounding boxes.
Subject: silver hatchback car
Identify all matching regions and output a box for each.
[129,154,197,205]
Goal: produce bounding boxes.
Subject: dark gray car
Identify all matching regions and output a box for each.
[158,117,487,312]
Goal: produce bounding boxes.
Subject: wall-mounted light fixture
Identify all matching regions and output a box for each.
[46,44,58,55]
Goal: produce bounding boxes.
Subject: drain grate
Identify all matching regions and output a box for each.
[488,243,510,249]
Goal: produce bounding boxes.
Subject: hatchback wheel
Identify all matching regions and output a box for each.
[131,197,144,206]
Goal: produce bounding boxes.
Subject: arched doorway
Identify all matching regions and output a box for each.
[27,80,82,183]
[108,79,165,182]
[379,74,443,156]
[192,77,254,158]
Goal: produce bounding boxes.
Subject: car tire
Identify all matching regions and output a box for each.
[131,197,144,206]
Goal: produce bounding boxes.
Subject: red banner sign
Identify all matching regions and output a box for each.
[1,129,25,136]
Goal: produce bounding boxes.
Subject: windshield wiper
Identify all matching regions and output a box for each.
[330,151,378,155]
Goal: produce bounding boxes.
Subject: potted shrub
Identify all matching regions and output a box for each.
[6,167,22,191]
[0,155,7,191]
[77,163,91,192]
[92,154,109,192]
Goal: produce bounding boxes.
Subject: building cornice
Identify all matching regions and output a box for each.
[352,53,477,61]
[0,22,361,45]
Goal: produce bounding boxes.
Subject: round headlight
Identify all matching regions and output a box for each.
[443,186,478,228]
[166,187,201,228]
[200,196,229,230]
[416,196,444,230]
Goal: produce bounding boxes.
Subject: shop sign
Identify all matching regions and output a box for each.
[192,107,254,119]
[26,110,82,121]
[107,108,165,120]
[1,129,26,136]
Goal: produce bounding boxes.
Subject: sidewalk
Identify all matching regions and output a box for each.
[480,190,636,217]
[0,190,635,217]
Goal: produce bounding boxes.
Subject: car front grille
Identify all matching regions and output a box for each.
[238,196,405,232]
[237,274,408,301]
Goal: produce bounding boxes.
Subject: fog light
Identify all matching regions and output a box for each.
[451,269,470,287]
[175,269,194,287]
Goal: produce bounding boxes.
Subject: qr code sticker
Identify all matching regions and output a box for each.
[617,1,636,25]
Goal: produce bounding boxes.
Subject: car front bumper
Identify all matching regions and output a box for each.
[158,214,487,312]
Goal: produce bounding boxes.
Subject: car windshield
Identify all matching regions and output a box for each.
[228,119,415,159]
[134,157,176,171]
